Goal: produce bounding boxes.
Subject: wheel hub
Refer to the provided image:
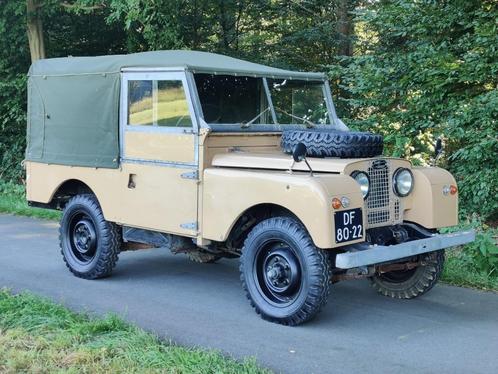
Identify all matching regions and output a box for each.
[261,247,301,298]
[73,219,97,255]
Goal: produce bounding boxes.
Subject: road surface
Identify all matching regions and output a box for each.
[1,214,497,373]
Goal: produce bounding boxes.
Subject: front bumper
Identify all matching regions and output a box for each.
[335,230,475,269]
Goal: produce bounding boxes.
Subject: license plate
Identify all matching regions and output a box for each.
[334,208,363,244]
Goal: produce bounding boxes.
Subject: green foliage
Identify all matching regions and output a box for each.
[339,0,498,221]
[0,0,127,183]
[0,1,30,182]
[440,217,498,289]
[0,180,60,220]
[463,221,498,276]
[0,290,269,373]
[443,250,498,291]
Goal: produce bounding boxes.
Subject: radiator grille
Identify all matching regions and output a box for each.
[366,160,391,226]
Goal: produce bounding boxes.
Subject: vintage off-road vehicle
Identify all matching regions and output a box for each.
[25,51,474,325]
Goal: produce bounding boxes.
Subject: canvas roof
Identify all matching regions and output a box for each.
[29,50,326,80]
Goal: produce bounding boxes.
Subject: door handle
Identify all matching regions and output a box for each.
[128,174,136,189]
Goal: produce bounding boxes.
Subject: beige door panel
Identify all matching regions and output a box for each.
[120,163,198,235]
[124,131,196,164]
[119,71,199,235]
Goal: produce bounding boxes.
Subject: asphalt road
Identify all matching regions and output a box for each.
[1,214,497,373]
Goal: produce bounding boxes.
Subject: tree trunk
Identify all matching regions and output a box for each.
[336,0,353,56]
[26,0,46,62]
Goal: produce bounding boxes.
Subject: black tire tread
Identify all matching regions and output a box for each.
[281,129,383,158]
[240,217,332,326]
[370,250,444,299]
[59,194,121,280]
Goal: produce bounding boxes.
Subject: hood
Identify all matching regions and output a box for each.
[211,152,370,173]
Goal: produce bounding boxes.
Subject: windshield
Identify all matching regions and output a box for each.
[268,79,330,125]
[194,74,331,126]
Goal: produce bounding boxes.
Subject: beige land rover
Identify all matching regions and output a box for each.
[25,50,474,325]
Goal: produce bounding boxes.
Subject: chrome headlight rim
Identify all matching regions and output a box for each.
[351,170,370,199]
[393,167,414,197]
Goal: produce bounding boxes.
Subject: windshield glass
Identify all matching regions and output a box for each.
[194,74,331,126]
[194,74,270,124]
[268,79,330,125]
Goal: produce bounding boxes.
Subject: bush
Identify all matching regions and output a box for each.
[337,0,498,222]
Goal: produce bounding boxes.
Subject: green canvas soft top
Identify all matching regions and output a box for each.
[28,50,326,79]
[26,50,325,169]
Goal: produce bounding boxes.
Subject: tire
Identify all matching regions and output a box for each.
[240,217,332,325]
[59,194,121,279]
[370,250,444,299]
[281,129,383,158]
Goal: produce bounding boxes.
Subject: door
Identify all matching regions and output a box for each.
[119,70,199,236]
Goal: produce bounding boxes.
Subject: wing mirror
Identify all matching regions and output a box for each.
[435,138,443,158]
[293,142,307,162]
[432,138,444,166]
[290,142,313,176]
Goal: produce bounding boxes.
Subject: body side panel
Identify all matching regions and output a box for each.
[26,161,198,236]
[201,168,364,248]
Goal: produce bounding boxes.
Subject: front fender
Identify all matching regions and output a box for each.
[404,167,458,228]
[202,168,365,249]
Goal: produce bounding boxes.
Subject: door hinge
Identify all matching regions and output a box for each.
[180,222,198,231]
[181,170,199,180]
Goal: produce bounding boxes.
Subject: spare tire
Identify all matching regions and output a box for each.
[281,129,383,158]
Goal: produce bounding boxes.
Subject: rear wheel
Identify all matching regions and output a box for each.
[370,250,444,299]
[59,194,121,279]
[240,217,331,325]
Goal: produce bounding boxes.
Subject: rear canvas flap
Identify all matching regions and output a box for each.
[26,72,120,168]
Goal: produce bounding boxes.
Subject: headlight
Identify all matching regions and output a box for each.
[393,168,414,197]
[351,171,370,199]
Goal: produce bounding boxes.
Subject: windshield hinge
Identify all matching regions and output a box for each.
[181,170,199,180]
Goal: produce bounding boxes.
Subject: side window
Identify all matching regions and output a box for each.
[127,79,192,127]
[128,81,153,126]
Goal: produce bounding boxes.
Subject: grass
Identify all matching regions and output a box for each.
[0,290,269,374]
[0,181,61,220]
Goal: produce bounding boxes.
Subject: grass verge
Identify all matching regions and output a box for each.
[0,181,61,220]
[0,290,269,374]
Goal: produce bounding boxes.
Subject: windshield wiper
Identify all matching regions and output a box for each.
[240,107,271,128]
[274,107,315,128]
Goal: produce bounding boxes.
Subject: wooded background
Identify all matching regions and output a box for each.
[0,0,496,223]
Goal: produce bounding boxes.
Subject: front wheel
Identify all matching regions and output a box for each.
[59,194,121,279]
[370,250,445,299]
[240,217,332,326]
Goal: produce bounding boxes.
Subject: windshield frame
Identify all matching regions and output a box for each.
[190,71,345,132]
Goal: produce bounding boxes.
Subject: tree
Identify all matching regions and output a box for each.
[26,0,46,61]
[340,0,498,221]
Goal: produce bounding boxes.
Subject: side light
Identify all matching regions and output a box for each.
[332,198,342,209]
[443,185,458,196]
[332,197,350,209]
